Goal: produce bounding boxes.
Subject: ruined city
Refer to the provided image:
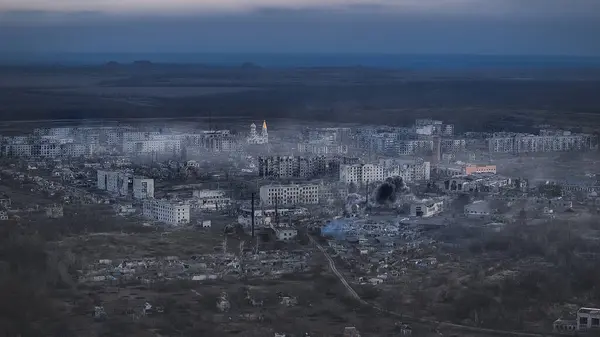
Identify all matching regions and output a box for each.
[1,116,599,337]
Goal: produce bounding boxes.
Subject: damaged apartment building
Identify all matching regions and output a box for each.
[142,199,190,225]
[259,184,320,206]
[258,155,359,180]
[191,190,231,211]
[339,158,430,185]
[97,170,154,199]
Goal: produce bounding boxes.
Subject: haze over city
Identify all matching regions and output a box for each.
[2,0,600,336]
[1,0,600,55]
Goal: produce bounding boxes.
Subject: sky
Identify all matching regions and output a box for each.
[0,0,599,56]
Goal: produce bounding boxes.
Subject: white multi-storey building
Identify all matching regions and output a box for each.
[6,136,30,145]
[133,177,154,199]
[123,139,181,154]
[143,199,190,225]
[106,131,122,146]
[37,143,61,157]
[488,132,595,153]
[1,144,32,157]
[441,139,466,153]
[443,124,454,137]
[48,127,73,138]
[339,164,385,184]
[340,161,430,185]
[380,159,431,182]
[488,136,515,153]
[397,139,434,155]
[297,143,348,155]
[258,155,356,180]
[259,184,320,206]
[123,131,160,142]
[62,143,92,157]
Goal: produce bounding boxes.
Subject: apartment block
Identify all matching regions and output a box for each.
[258,155,357,180]
[259,184,320,206]
[488,132,595,154]
[97,170,131,197]
[143,199,190,225]
[340,160,430,185]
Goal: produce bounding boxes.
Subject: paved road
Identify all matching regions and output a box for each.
[309,235,549,337]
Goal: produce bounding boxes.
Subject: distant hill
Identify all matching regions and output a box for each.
[104,61,120,67]
[132,60,153,66]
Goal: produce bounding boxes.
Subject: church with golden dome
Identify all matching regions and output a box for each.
[247,120,269,145]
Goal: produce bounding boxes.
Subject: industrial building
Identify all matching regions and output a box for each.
[464,164,497,175]
[464,200,492,217]
[272,225,299,241]
[438,173,512,194]
[410,199,444,217]
[554,307,600,334]
[192,190,231,210]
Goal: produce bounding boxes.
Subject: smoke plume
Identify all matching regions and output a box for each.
[321,219,349,239]
[375,176,408,204]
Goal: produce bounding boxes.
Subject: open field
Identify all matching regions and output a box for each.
[43,86,260,98]
[1,65,600,132]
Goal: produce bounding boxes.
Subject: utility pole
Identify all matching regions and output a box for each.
[275,196,279,225]
[251,192,255,238]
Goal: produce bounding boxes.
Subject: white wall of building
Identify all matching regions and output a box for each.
[192,190,231,210]
[340,161,430,185]
[259,184,320,206]
[143,200,190,225]
[410,200,444,217]
[133,178,154,199]
[123,139,181,154]
[464,200,492,217]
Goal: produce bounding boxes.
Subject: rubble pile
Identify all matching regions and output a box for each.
[79,250,313,284]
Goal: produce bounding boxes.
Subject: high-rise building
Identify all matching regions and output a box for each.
[432,136,442,164]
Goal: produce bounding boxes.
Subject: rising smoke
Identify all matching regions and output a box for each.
[321,219,349,239]
[375,176,409,204]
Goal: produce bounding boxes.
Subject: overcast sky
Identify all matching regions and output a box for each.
[1,0,599,55]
